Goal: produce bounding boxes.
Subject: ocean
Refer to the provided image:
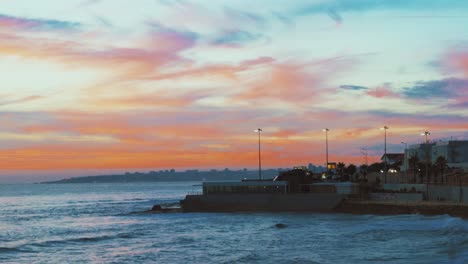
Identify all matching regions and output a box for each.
[0,182,467,263]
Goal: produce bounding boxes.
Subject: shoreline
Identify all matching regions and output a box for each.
[148,199,468,219]
[334,199,468,219]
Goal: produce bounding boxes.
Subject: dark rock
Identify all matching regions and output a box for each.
[275,223,287,228]
[152,205,163,211]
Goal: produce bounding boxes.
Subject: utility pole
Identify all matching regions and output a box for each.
[421,131,431,183]
[360,147,368,166]
[322,128,329,174]
[401,142,408,183]
[421,131,431,199]
[254,128,263,180]
[360,147,368,180]
[381,126,389,184]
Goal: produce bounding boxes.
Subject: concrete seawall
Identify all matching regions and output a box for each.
[383,183,468,203]
[182,193,346,212]
[369,192,424,202]
[335,200,468,219]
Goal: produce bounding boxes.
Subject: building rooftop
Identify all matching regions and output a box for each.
[203,181,288,187]
[380,153,404,161]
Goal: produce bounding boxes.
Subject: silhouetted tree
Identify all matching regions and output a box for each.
[337,162,346,178]
[359,164,368,174]
[346,164,357,181]
[417,161,425,183]
[368,162,384,173]
[434,156,448,184]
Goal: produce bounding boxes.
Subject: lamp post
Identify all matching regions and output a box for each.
[254,128,263,180]
[322,128,329,174]
[401,142,408,183]
[381,126,389,184]
[421,131,430,144]
[420,131,430,186]
[360,147,368,167]
[360,147,368,180]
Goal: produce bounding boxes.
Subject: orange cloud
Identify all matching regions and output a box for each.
[234,63,323,104]
[0,25,196,81]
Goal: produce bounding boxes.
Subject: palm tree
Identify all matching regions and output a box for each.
[337,162,346,179]
[409,155,419,183]
[417,161,426,183]
[434,156,448,184]
[346,164,357,181]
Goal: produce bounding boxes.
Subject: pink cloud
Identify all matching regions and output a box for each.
[443,47,468,77]
[0,25,196,80]
[234,62,324,104]
[366,84,400,98]
[0,14,79,31]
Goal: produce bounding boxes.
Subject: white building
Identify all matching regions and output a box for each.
[432,140,468,168]
[402,140,468,171]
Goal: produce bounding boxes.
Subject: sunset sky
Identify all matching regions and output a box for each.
[1,0,467,182]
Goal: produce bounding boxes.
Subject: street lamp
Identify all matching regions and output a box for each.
[360,147,368,167]
[380,126,389,183]
[401,141,408,182]
[322,128,329,173]
[254,128,263,180]
[360,147,368,179]
[421,131,430,144]
[420,131,430,186]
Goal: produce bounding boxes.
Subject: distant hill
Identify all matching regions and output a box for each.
[41,168,288,184]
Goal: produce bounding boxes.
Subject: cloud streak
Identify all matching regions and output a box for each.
[0,95,44,106]
[339,84,368,91]
[0,13,80,31]
[403,78,468,99]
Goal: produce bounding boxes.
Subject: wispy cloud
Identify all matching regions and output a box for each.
[211,30,264,47]
[0,95,44,106]
[0,22,197,80]
[327,8,343,25]
[223,7,267,28]
[79,0,104,6]
[339,84,368,91]
[295,0,468,16]
[403,78,468,99]
[0,13,80,31]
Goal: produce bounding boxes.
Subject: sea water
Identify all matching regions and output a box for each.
[0,182,467,263]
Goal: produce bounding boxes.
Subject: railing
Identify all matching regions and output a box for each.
[366,170,468,186]
[187,191,203,195]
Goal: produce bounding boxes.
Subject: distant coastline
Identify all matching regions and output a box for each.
[40,168,285,184]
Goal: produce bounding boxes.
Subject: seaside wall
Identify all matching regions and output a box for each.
[182,193,346,212]
[368,171,468,185]
[383,183,468,203]
[427,185,468,203]
[335,182,360,194]
[313,182,359,194]
[383,183,426,192]
[369,193,424,202]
